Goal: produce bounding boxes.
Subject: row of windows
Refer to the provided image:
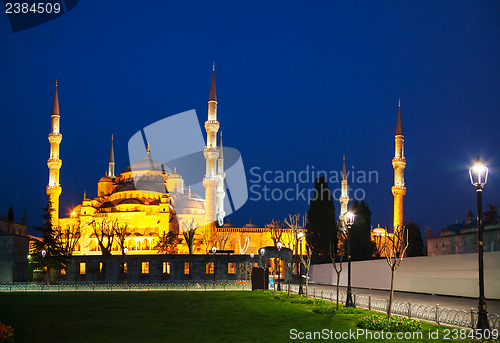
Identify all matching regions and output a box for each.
[79,262,238,275]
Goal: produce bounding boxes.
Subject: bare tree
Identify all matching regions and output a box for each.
[215,230,231,250]
[89,218,115,255]
[329,225,346,309]
[57,222,81,256]
[384,226,409,318]
[284,213,306,295]
[114,222,131,255]
[182,218,198,255]
[267,219,285,246]
[200,223,217,253]
[237,234,250,254]
[155,231,178,254]
[299,244,313,297]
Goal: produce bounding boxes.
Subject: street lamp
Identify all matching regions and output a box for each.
[41,250,47,285]
[249,252,254,281]
[298,232,305,295]
[276,242,283,291]
[260,248,265,268]
[344,211,355,307]
[469,157,489,330]
[212,246,217,288]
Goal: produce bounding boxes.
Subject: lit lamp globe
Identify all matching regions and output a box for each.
[345,212,355,227]
[260,248,265,256]
[469,158,488,189]
[41,250,46,258]
[212,246,217,254]
[250,252,254,259]
[277,242,283,251]
[124,248,128,255]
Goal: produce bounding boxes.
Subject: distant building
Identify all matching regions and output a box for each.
[0,219,30,283]
[427,211,500,256]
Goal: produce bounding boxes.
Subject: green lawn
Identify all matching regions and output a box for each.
[0,290,470,343]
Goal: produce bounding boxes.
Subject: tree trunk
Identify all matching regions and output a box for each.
[305,269,310,297]
[336,273,340,310]
[388,268,396,318]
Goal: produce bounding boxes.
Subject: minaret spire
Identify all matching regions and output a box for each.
[396,98,403,136]
[392,99,407,232]
[204,64,221,225]
[108,134,115,178]
[47,80,63,226]
[339,155,349,224]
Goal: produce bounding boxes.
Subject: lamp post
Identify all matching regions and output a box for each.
[260,248,265,268]
[249,252,254,281]
[344,212,355,307]
[211,246,217,288]
[276,242,282,291]
[469,158,489,330]
[297,232,304,295]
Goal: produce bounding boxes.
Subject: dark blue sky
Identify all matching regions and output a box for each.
[1,1,499,235]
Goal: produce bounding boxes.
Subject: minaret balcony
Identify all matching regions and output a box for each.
[48,133,62,144]
[47,158,62,169]
[205,120,220,132]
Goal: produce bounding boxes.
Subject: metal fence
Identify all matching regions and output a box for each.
[286,284,500,330]
[0,281,250,292]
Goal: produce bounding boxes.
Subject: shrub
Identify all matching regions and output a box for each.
[358,314,422,332]
[0,322,14,343]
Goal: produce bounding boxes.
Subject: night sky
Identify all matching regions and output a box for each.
[1,1,499,235]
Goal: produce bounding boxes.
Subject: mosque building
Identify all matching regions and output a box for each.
[48,68,299,256]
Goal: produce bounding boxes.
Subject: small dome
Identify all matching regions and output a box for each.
[243,221,257,228]
[222,222,235,228]
[372,227,386,235]
[99,176,113,183]
[167,167,182,179]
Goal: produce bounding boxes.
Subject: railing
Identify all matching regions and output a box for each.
[0,281,250,292]
[287,284,500,330]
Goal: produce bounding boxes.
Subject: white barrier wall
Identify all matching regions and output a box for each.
[309,251,500,299]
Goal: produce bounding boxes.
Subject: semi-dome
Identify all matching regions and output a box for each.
[117,198,144,205]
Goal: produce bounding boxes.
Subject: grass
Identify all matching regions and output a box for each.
[0,290,472,343]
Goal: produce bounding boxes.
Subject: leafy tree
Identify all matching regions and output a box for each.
[32,198,67,283]
[484,203,499,224]
[155,231,178,254]
[349,200,376,261]
[306,176,337,263]
[406,222,424,257]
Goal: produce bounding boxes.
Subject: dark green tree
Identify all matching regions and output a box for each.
[32,198,67,283]
[306,176,337,263]
[349,200,376,261]
[7,204,14,222]
[406,222,424,257]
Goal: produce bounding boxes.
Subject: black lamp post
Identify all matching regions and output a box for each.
[469,157,489,330]
[41,249,46,284]
[277,242,282,291]
[211,246,217,289]
[344,212,355,307]
[249,252,254,281]
[260,248,265,268]
[298,232,305,295]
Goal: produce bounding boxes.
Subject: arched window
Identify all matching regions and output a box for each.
[137,240,142,251]
[128,239,137,251]
[143,239,150,251]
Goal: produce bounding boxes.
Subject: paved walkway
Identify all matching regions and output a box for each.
[305,284,500,315]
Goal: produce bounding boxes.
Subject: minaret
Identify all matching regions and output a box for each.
[108,135,115,178]
[339,155,349,225]
[216,131,226,225]
[392,99,406,232]
[46,80,62,226]
[203,63,220,225]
